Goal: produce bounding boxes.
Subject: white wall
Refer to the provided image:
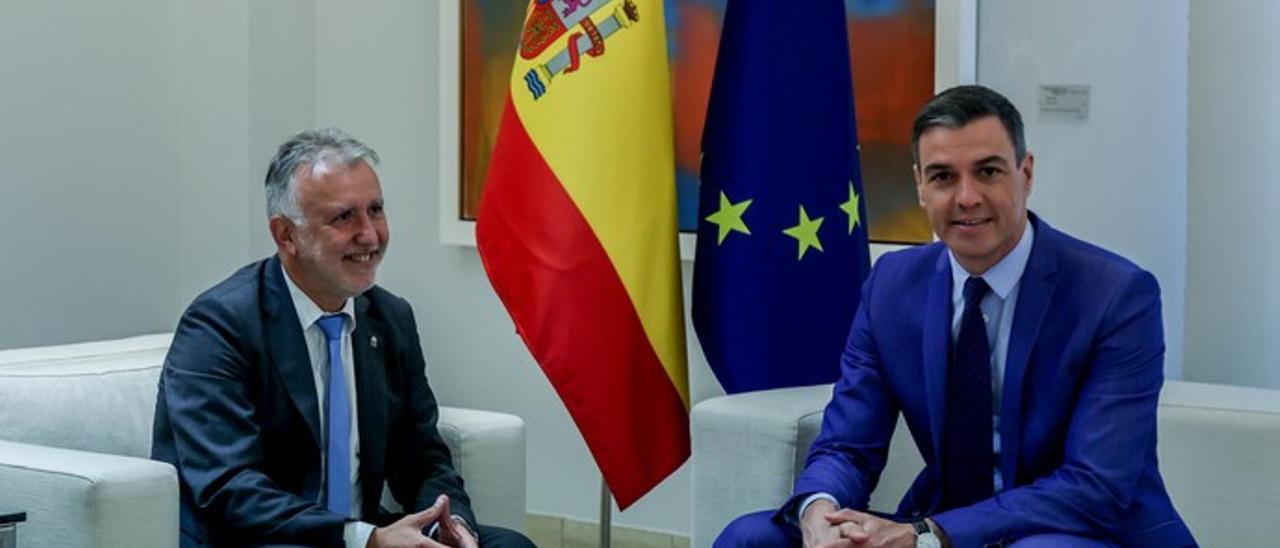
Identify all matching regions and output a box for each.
[977,0,1189,380]
[177,1,316,300]
[178,0,255,301]
[0,1,321,348]
[0,1,182,348]
[1185,0,1280,388]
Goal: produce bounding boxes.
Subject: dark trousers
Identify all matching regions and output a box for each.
[477,524,536,548]
[242,523,534,548]
[714,511,797,548]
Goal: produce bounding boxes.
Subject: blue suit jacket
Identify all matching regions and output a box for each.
[787,215,1194,547]
[151,256,472,547]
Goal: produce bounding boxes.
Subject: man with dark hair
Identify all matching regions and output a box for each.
[152,128,533,548]
[717,86,1194,547]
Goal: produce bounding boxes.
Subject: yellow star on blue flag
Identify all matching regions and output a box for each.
[840,182,862,234]
[782,205,825,260]
[705,191,753,244]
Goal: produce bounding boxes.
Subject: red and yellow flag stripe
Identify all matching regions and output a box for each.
[476,0,688,508]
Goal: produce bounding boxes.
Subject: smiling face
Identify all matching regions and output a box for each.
[271,160,389,311]
[914,115,1033,275]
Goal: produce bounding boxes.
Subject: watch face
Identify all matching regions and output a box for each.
[916,533,942,548]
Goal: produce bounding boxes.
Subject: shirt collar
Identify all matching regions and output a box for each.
[280,261,356,332]
[947,218,1035,301]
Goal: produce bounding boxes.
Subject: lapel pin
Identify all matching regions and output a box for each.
[370,335,379,348]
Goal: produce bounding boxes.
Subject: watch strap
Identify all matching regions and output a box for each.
[913,520,943,548]
[912,520,931,535]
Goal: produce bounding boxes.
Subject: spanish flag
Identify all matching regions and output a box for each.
[476,0,689,509]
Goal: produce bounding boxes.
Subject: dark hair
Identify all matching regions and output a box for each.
[910,85,1026,165]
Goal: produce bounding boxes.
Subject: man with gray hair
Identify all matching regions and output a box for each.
[152,128,533,548]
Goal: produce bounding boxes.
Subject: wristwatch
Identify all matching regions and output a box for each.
[913,520,941,548]
[450,515,479,542]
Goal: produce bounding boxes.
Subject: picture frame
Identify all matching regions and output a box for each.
[437,0,977,259]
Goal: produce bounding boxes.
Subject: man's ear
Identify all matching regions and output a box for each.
[913,164,926,208]
[1020,151,1035,193]
[269,215,298,256]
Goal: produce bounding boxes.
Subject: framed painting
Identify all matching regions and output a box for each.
[438,0,977,256]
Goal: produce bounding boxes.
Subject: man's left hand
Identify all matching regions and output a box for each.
[825,510,917,548]
[434,495,479,548]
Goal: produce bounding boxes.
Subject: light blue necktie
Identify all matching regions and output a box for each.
[316,314,351,518]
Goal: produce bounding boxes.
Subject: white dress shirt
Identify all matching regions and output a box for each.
[799,221,1035,520]
[281,265,375,547]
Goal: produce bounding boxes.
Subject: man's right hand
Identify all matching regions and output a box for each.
[801,499,867,548]
[367,495,449,548]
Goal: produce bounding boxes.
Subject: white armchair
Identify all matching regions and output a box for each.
[691,381,1280,547]
[0,334,526,547]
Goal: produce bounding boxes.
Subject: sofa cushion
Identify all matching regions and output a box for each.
[0,333,171,458]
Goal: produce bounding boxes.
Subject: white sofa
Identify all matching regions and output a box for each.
[691,380,1280,547]
[0,334,526,548]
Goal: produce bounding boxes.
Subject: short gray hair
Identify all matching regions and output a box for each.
[264,128,380,221]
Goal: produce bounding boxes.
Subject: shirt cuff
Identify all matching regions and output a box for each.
[345,520,375,548]
[798,492,839,523]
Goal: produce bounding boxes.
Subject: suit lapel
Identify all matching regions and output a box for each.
[1000,216,1058,486]
[922,250,952,470]
[263,256,323,448]
[353,294,388,510]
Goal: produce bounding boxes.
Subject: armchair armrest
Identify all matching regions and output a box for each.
[692,385,924,547]
[0,439,178,548]
[691,385,832,548]
[436,406,526,532]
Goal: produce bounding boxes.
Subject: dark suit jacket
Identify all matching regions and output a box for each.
[152,256,472,548]
[785,215,1194,547]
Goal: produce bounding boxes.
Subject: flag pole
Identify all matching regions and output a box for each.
[599,478,613,547]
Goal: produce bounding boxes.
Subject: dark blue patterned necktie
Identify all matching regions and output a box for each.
[942,276,995,509]
[316,314,351,518]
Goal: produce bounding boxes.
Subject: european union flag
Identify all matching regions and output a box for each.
[693,0,872,394]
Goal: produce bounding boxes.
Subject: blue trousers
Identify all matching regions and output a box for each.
[715,510,1115,548]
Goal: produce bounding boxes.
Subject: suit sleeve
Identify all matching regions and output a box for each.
[384,302,478,531]
[932,270,1166,546]
[161,297,344,546]
[777,266,900,523]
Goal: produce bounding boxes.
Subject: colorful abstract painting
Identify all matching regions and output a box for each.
[459,0,935,243]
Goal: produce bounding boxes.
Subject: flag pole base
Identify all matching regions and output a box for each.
[599,479,612,548]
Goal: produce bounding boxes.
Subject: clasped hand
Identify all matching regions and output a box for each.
[802,501,917,548]
[368,494,478,548]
